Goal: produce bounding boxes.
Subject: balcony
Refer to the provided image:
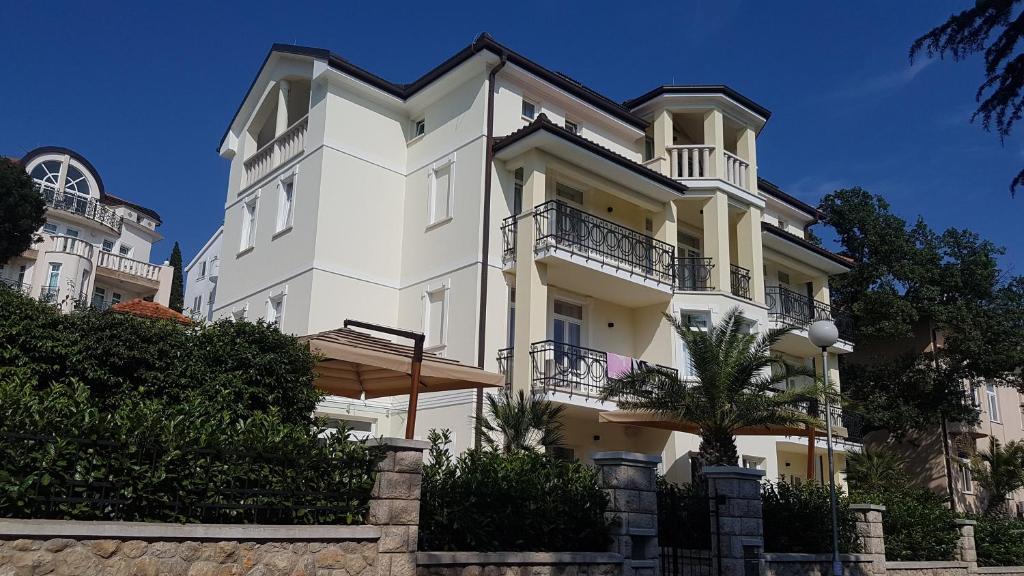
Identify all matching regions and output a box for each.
[667,145,750,190]
[96,251,162,284]
[676,257,714,291]
[243,114,308,187]
[497,341,678,407]
[37,184,121,232]
[0,278,31,294]
[49,234,95,260]
[766,286,853,342]
[730,264,752,300]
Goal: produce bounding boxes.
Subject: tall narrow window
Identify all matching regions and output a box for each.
[413,119,426,139]
[267,294,284,327]
[958,454,973,493]
[199,261,207,278]
[428,161,454,225]
[111,292,122,306]
[677,311,709,378]
[644,135,655,161]
[240,198,258,251]
[507,288,516,347]
[987,383,1000,422]
[276,177,295,232]
[46,263,61,288]
[17,265,26,284]
[424,286,447,349]
[92,286,106,308]
[513,168,524,215]
[193,295,202,314]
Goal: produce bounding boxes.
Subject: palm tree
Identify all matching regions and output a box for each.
[972,437,1024,515]
[601,307,822,466]
[846,445,909,493]
[477,388,566,453]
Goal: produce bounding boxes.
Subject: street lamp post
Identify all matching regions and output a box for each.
[809,319,842,576]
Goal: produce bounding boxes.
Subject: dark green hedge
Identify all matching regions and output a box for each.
[762,481,860,554]
[852,486,958,560]
[419,430,612,551]
[973,515,1024,567]
[0,288,384,524]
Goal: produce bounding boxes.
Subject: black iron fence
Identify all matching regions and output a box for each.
[676,258,715,291]
[533,201,676,284]
[0,433,376,525]
[729,265,751,300]
[659,480,718,576]
[529,340,610,400]
[765,286,854,341]
[500,215,518,263]
[0,278,31,294]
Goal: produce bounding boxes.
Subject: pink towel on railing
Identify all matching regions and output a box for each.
[607,353,633,379]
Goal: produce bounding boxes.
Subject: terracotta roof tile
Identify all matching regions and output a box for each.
[109,299,191,325]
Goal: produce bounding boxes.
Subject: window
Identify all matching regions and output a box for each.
[958,454,973,493]
[30,160,63,189]
[778,271,792,290]
[555,182,584,205]
[17,265,26,284]
[507,288,516,347]
[276,176,295,232]
[513,168,524,215]
[42,223,58,235]
[240,198,258,251]
[549,446,575,462]
[321,417,375,440]
[564,119,580,135]
[65,228,79,238]
[199,261,207,279]
[63,165,91,197]
[777,219,788,231]
[101,240,114,253]
[643,136,655,161]
[45,263,61,296]
[521,99,536,120]
[267,294,285,327]
[111,292,122,305]
[424,286,448,349]
[742,456,764,470]
[413,118,426,139]
[119,244,132,257]
[232,308,247,321]
[193,295,202,314]
[677,311,710,378]
[987,383,1000,422]
[92,287,106,307]
[428,160,454,225]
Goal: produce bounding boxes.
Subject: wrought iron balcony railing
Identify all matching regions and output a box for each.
[0,278,31,294]
[533,201,676,284]
[500,216,517,264]
[675,257,714,291]
[37,184,122,231]
[730,264,752,300]
[765,286,853,341]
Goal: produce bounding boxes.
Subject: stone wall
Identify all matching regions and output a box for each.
[975,568,1024,576]
[416,551,623,576]
[760,553,877,576]
[0,519,380,576]
[885,561,972,576]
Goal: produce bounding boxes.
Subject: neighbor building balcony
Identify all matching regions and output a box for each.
[96,251,163,285]
[766,286,853,342]
[37,183,121,232]
[497,341,677,407]
[243,114,308,187]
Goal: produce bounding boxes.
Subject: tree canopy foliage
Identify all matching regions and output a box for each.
[168,241,184,312]
[819,188,1024,436]
[912,0,1024,194]
[0,158,46,264]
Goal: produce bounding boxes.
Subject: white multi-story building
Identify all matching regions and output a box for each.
[211,35,856,485]
[184,226,222,321]
[3,147,174,309]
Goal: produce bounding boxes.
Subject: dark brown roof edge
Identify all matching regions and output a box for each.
[758,177,823,220]
[101,193,162,225]
[623,85,771,120]
[493,114,688,195]
[762,222,852,270]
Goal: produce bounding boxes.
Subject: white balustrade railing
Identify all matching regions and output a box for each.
[243,114,309,187]
[723,151,750,190]
[97,251,161,281]
[667,145,713,179]
[48,235,94,260]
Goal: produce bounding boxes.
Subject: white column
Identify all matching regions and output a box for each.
[512,153,549,393]
[275,79,291,136]
[703,109,725,180]
[652,109,674,177]
[737,127,757,191]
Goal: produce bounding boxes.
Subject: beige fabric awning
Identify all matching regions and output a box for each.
[300,328,505,399]
[599,410,814,438]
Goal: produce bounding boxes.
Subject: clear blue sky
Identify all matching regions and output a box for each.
[2,1,1021,274]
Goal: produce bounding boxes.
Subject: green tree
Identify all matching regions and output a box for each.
[601,308,820,466]
[846,445,909,494]
[819,188,1024,437]
[476,388,566,452]
[972,437,1024,515]
[0,158,46,264]
[168,241,184,312]
[911,0,1024,195]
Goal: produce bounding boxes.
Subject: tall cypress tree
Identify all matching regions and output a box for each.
[168,241,184,312]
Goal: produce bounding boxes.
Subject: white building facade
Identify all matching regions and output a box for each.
[212,36,856,484]
[184,226,222,321]
[3,147,174,310]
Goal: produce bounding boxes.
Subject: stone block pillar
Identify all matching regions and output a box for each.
[954,519,978,570]
[850,504,887,576]
[703,466,764,576]
[368,438,429,576]
[593,451,661,576]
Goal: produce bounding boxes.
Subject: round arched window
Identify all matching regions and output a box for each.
[29,160,63,190]
[63,165,91,197]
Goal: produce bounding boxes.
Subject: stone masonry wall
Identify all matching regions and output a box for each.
[0,536,377,576]
[416,552,623,576]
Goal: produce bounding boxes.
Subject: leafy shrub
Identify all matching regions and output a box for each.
[973,515,1024,567]
[852,486,958,560]
[419,429,611,551]
[0,289,384,524]
[762,481,859,553]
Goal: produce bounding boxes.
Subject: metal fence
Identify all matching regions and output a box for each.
[659,482,719,576]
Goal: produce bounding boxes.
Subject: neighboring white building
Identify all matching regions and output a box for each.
[184,226,222,321]
[211,35,856,484]
[2,147,174,309]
